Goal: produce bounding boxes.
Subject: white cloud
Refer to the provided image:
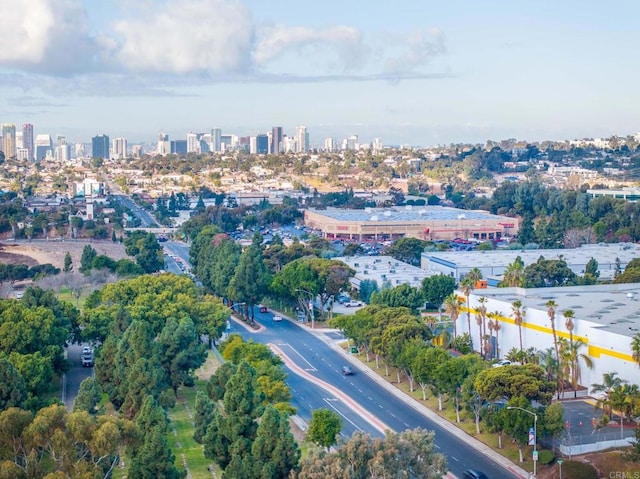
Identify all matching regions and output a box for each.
[254,24,368,70]
[0,0,98,74]
[382,28,446,75]
[110,0,254,74]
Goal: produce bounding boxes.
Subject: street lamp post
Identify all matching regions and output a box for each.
[506,406,538,478]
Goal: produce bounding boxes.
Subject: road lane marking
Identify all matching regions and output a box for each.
[268,343,390,435]
[284,343,318,372]
[323,398,362,431]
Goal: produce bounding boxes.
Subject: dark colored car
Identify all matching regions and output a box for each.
[341,366,354,375]
[462,470,489,479]
[259,305,268,313]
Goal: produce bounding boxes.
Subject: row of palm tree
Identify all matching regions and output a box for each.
[591,372,640,438]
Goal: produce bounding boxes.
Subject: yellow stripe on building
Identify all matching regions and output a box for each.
[588,345,635,362]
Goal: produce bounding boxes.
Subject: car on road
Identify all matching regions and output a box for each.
[344,300,363,307]
[273,314,283,322]
[259,305,268,313]
[341,366,354,375]
[462,469,489,479]
[81,347,94,367]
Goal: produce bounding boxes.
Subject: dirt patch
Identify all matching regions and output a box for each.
[533,450,640,478]
[0,240,128,270]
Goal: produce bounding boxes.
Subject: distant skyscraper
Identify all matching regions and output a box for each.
[92,134,110,159]
[186,133,199,154]
[372,138,383,152]
[112,138,127,159]
[324,137,335,152]
[212,128,222,152]
[345,135,359,151]
[157,133,170,156]
[1,124,16,159]
[35,134,53,160]
[256,134,269,154]
[16,149,29,161]
[296,126,309,152]
[271,126,283,154]
[171,140,187,155]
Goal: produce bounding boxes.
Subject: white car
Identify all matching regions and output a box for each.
[492,359,520,368]
[344,300,363,307]
[273,314,283,322]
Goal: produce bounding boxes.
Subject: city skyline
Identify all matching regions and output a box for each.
[2,1,640,145]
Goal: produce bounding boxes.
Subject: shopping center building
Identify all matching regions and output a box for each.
[304,206,519,241]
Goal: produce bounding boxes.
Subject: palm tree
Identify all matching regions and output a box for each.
[501,255,525,287]
[609,384,639,439]
[538,347,560,390]
[461,278,474,336]
[443,293,463,339]
[474,307,484,357]
[631,332,640,368]
[511,300,525,354]
[546,300,559,364]
[559,337,593,398]
[478,296,488,341]
[564,309,575,346]
[591,372,626,420]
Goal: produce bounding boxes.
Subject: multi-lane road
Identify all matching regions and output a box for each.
[225,309,519,479]
[137,239,523,477]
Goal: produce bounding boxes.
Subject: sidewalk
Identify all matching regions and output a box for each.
[298,322,531,479]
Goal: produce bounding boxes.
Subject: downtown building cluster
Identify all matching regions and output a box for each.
[1,120,384,161]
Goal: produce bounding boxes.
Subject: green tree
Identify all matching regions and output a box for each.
[369,283,424,313]
[421,274,456,308]
[500,256,525,287]
[193,391,215,444]
[583,257,600,284]
[385,237,428,266]
[475,364,556,405]
[591,371,625,419]
[517,213,535,246]
[632,333,640,368]
[79,244,97,273]
[129,428,184,479]
[63,252,73,273]
[124,231,164,273]
[307,408,342,450]
[0,357,26,411]
[503,396,536,463]
[358,279,379,303]
[73,377,101,414]
[251,405,300,478]
[229,235,268,321]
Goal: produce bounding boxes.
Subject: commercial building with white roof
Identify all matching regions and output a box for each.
[459,283,640,391]
[422,243,640,284]
[337,255,433,292]
[304,206,519,241]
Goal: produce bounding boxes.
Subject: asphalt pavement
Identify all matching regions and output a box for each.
[63,343,94,410]
[228,309,528,479]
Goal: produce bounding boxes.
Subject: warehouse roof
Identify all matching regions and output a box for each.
[309,206,506,222]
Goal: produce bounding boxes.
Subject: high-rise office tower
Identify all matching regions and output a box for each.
[372,138,383,152]
[186,133,199,154]
[112,138,127,159]
[22,124,34,161]
[256,134,269,154]
[271,126,283,154]
[345,135,359,151]
[296,126,309,152]
[212,128,222,152]
[157,133,170,156]
[324,137,335,152]
[15,132,23,149]
[35,134,53,160]
[1,124,17,159]
[92,134,110,159]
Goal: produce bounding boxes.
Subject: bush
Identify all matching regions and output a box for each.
[537,449,555,465]
[561,460,598,479]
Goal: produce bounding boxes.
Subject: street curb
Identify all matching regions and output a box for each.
[298,324,531,479]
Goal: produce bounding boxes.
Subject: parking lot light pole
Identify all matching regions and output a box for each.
[506,406,538,478]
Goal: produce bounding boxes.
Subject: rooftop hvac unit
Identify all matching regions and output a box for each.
[363,270,369,274]
[390,269,396,273]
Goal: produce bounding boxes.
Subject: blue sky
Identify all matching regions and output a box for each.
[1,0,639,146]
